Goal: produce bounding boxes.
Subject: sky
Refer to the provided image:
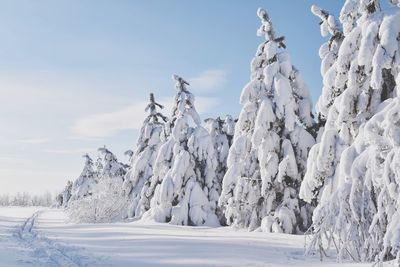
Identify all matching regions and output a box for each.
[0,0,347,195]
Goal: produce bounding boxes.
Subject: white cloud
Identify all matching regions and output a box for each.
[70,96,219,138]
[189,69,227,92]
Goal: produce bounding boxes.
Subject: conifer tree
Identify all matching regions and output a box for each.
[97,146,127,185]
[300,0,400,262]
[205,116,236,223]
[218,8,316,233]
[124,93,167,218]
[142,75,220,226]
[69,154,97,203]
[60,180,73,208]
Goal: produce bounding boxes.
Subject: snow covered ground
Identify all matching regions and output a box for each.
[0,207,44,266]
[0,207,378,266]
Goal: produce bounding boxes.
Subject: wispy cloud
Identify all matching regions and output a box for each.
[44,148,95,155]
[70,96,219,138]
[190,69,228,92]
[18,138,49,144]
[70,102,147,138]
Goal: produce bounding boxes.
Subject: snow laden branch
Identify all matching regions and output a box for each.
[310,5,344,123]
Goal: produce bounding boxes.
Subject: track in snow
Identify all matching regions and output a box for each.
[13,210,99,267]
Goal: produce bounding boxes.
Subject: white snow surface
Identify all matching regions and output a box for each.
[0,207,379,267]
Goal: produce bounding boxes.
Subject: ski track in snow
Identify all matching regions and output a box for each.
[12,209,104,267]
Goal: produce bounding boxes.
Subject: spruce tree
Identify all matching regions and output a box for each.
[300,0,400,262]
[124,93,167,218]
[69,154,97,203]
[205,116,236,224]
[218,8,316,233]
[60,180,73,207]
[97,146,127,185]
[142,75,220,226]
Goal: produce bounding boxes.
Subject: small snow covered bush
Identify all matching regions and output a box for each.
[68,177,129,223]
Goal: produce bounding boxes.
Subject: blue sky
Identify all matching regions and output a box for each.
[0,0,345,195]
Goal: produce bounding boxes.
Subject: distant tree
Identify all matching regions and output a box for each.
[61,181,73,208]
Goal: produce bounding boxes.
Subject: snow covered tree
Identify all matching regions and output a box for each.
[123,93,167,218]
[218,8,316,233]
[204,115,235,179]
[97,146,127,185]
[300,1,400,262]
[142,75,220,226]
[55,194,63,207]
[69,154,97,203]
[204,115,236,224]
[59,180,73,208]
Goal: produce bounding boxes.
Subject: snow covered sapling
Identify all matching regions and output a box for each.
[124,93,167,218]
[142,75,220,226]
[58,180,73,208]
[219,8,315,233]
[55,193,63,207]
[69,154,97,203]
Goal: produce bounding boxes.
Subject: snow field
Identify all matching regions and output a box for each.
[0,207,378,267]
